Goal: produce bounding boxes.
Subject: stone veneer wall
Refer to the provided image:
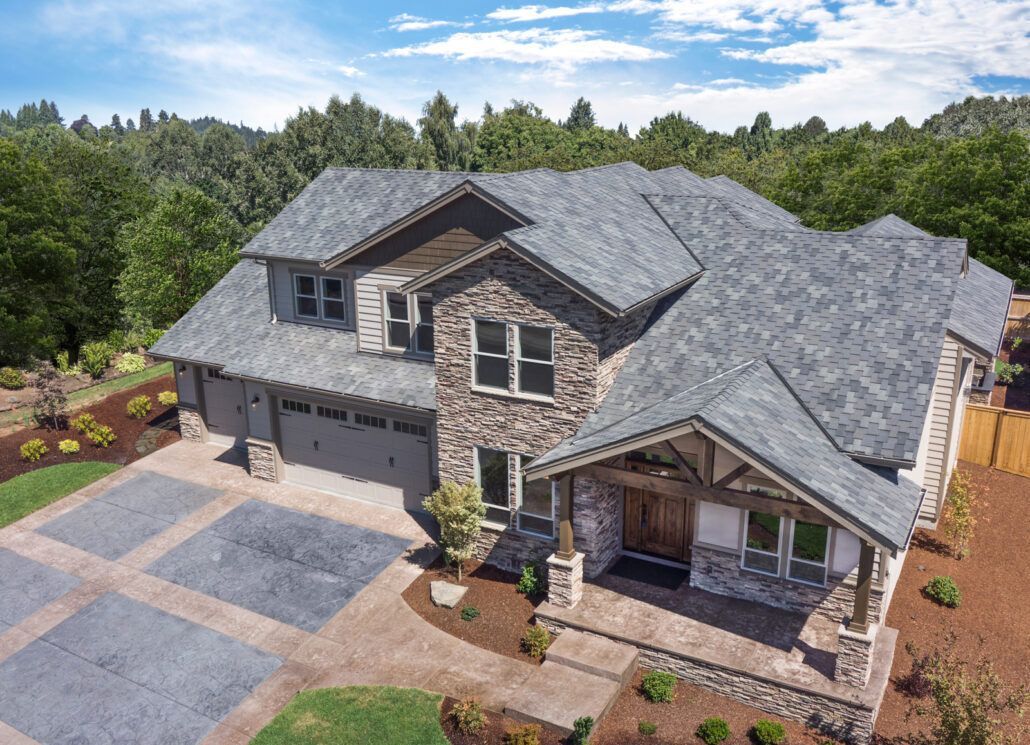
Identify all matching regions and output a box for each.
[177,405,203,442]
[573,476,623,578]
[835,624,876,688]
[596,302,654,405]
[246,438,278,482]
[968,389,991,405]
[690,545,885,625]
[473,526,555,574]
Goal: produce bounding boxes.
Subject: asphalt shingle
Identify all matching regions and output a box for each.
[948,258,1013,357]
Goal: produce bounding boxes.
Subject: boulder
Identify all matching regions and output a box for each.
[430,580,468,609]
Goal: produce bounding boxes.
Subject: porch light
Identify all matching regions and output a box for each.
[177,365,186,375]
[251,394,260,409]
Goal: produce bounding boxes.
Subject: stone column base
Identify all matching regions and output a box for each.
[835,621,877,688]
[246,438,280,482]
[177,405,203,442]
[546,551,584,608]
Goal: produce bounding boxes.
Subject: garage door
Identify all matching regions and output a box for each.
[200,367,247,448]
[277,395,432,511]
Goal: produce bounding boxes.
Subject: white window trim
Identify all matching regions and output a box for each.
[474,446,511,529]
[740,510,783,578]
[293,273,318,319]
[320,276,347,323]
[471,318,509,393]
[382,289,411,353]
[292,271,349,324]
[514,324,555,401]
[786,520,830,587]
[516,455,557,538]
[413,294,434,355]
[381,291,434,357]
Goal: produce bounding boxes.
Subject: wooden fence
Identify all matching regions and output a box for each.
[1006,293,1030,337]
[959,404,1030,478]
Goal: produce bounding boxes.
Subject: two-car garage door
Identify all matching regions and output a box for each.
[277,395,432,511]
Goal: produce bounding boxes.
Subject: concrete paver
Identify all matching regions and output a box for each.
[0,549,80,626]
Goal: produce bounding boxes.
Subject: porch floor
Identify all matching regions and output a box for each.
[535,570,896,707]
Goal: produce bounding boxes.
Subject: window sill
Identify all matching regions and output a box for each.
[515,525,557,542]
[481,519,511,532]
[470,385,555,405]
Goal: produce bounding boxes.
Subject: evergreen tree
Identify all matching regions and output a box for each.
[745,111,774,159]
[418,91,462,170]
[38,99,58,125]
[126,118,136,131]
[617,122,629,137]
[110,113,124,135]
[158,109,170,125]
[563,97,595,131]
[48,100,63,125]
[15,103,39,130]
[139,108,154,132]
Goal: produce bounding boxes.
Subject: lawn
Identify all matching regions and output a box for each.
[251,687,450,745]
[0,461,121,528]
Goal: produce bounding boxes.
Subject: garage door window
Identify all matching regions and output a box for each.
[281,399,311,414]
[476,446,510,525]
[316,405,346,421]
[355,413,386,429]
[517,456,556,537]
[394,420,428,438]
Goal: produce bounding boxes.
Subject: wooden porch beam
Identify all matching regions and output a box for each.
[660,441,702,485]
[713,462,752,490]
[849,541,876,633]
[573,463,835,527]
[556,474,575,560]
[699,436,716,486]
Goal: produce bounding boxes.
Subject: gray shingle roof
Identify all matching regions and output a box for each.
[847,214,931,238]
[949,258,1013,357]
[530,359,922,551]
[150,260,435,410]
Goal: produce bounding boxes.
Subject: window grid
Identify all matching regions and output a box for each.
[293,272,348,323]
[393,420,428,438]
[475,446,511,526]
[473,319,509,391]
[515,325,554,398]
[281,399,311,414]
[320,277,347,322]
[355,413,386,429]
[414,294,434,354]
[316,405,347,421]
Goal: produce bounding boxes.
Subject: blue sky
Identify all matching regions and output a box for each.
[1,1,1028,133]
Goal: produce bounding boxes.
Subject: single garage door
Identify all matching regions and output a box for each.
[277,395,432,511]
[200,367,247,448]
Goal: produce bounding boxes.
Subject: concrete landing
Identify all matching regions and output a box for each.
[545,629,638,685]
[504,660,622,735]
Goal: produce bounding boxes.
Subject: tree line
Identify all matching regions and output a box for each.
[1,93,1028,367]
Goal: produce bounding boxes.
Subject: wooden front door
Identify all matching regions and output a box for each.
[623,460,692,562]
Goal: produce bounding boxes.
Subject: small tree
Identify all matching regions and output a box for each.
[942,470,978,559]
[422,481,486,583]
[33,361,68,429]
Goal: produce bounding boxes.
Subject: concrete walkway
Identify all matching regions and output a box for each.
[0,441,537,744]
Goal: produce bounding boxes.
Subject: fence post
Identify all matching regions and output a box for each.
[989,409,1004,468]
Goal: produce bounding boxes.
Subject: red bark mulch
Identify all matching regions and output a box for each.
[401,558,548,665]
[874,462,1030,742]
[989,343,1030,410]
[0,376,180,483]
[441,697,565,745]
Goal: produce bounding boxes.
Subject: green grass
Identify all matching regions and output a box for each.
[0,462,121,528]
[251,687,449,745]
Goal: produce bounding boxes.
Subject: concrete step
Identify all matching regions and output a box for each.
[545,629,639,686]
[504,661,623,735]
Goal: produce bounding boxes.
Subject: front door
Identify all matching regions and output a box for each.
[623,458,693,562]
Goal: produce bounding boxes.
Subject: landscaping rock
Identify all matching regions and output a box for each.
[430,580,468,608]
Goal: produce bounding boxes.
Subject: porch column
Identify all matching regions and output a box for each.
[835,540,878,687]
[547,474,584,608]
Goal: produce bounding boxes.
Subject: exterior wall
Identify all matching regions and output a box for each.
[596,304,654,405]
[473,525,554,573]
[916,338,962,523]
[177,405,203,442]
[268,260,355,329]
[246,437,279,482]
[573,476,623,578]
[353,268,419,354]
[174,364,198,405]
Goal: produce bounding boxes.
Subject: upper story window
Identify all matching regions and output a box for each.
[385,292,410,350]
[516,325,554,398]
[415,295,434,353]
[294,273,348,324]
[383,291,434,355]
[473,320,509,390]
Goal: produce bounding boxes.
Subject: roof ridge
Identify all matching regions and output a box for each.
[695,357,766,418]
[324,166,479,175]
[565,161,644,174]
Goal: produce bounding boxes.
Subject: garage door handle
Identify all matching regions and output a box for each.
[389,456,395,467]
[313,440,319,451]
[236,405,243,415]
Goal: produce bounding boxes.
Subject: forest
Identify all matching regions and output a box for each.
[1,92,1028,367]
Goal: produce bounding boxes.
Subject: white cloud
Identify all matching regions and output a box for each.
[486,4,605,22]
[609,0,824,33]
[654,30,729,43]
[388,13,471,32]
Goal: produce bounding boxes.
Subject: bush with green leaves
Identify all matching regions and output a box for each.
[105,329,129,353]
[126,394,152,419]
[20,438,48,462]
[143,327,165,348]
[115,352,146,374]
[638,720,657,736]
[641,670,677,703]
[451,698,486,735]
[422,480,486,582]
[58,439,80,454]
[751,720,786,745]
[0,366,26,390]
[504,723,541,745]
[87,424,117,448]
[925,575,962,608]
[79,342,112,379]
[460,605,480,622]
[996,360,1023,385]
[70,412,98,434]
[572,715,594,745]
[33,361,68,429]
[516,562,544,595]
[55,350,71,374]
[157,390,178,406]
[696,717,730,745]
[521,625,551,658]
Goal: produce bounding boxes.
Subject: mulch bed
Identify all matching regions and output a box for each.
[874,461,1030,742]
[989,343,1030,410]
[592,670,836,745]
[401,558,548,665]
[440,697,565,745]
[0,376,180,483]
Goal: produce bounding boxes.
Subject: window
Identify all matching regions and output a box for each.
[321,277,347,322]
[384,292,411,350]
[294,275,318,318]
[415,295,434,353]
[787,521,829,586]
[476,446,510,524]
[473,320,508,390]
[316,405,346,421]
[355,413,386,429]
[394,420,428,438]
[206,367,231,381]
[281,398,311,414]
[742,511,782,575]
[518,457,556,537]
[516,325,554,398]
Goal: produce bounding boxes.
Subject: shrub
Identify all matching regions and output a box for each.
[942,469,977,559]
[751,720,786,745]
[0,366,26,390]
[641,670,677,703]
[504,723,541,745]
[20,438,48,462]
[451,698,486,735]
[1012,336,1024,350]
[106,329,130,353]
[70,412,98,434]
[87,424,117,448]
[996,360,1023,385]
[516,562,544,595]
[572,716,594,745]
[55,350,71,373]
[422,481,486,582]
[157,390,178,406]
[142,327,165,348]
[925,576,962,608]
[80,342,112,379]
[900,642,941,698]
[521,625,551,658]
[638,720,658,736]
[696,717,730,745]
[115,352,146,374]
[32,362,68,429]
[126,394,152,419]
[460,605,480,622]
[58,439,80,454]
